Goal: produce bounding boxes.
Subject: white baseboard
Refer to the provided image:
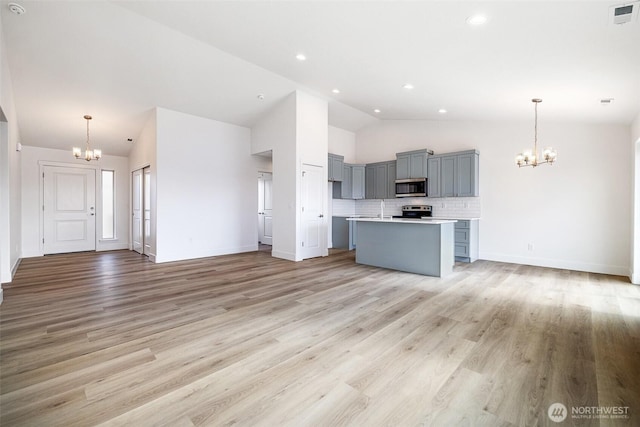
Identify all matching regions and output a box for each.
[11,257,21,279]
[97,242,129,251]
[271,250,297,262]
[154,245,258,264]
[631,268,640,285]
[479,252,629,277]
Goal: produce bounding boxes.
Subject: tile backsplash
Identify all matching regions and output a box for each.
[333,197,481,219]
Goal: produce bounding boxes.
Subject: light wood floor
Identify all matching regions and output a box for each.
[1,250,639,426]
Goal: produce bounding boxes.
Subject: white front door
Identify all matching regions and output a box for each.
[301,164,325,259]
[43,166,96,254]
[132,169,143,254]
[258,172,273,245]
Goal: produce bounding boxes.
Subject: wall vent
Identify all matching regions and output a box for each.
[609,2,639,25]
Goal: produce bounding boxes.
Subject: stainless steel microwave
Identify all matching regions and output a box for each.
[395,178,427,197]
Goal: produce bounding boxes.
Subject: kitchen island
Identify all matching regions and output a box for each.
[347,218,457,277]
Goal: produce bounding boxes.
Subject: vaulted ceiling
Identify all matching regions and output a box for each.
[2,1,639,156]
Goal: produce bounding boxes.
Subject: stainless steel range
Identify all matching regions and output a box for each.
[393,205,433,219]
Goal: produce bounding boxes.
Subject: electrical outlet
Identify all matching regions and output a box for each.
[527,243,534,251]
[441,203,446,208]
[463,202,469,209]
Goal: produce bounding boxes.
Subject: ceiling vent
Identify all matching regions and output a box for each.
[609,2,639,25]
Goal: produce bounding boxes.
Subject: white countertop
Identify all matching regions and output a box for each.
[346,217,457,225]
[430,217,481,220]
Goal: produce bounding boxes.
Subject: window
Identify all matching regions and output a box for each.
[102,170,115,239]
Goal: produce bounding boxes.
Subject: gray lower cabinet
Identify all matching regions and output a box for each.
[454,219,479,262]
[430,150,479,198]
[331,217,356,250]
[350,219,357,250]
[332,217,349,249]
[365,160,396,199]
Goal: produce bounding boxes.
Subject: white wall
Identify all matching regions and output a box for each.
[251,93,298,260]
[0,15,22,293]
[296,91,329,257]
[328,126,356,163]
[631,111,640,283]
[154,107,267,263]
[251,91,329,261]
[356,119,631,276]
[20,146,130,257]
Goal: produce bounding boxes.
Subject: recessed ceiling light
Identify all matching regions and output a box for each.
[332,89,340,94]
[374,109,381,113]
[295,53,306,61]
[402,83,414,90]
[438,109,448,114]
[466,15,487,26]
[600,98,614,105]
[257,94,265,100]
[7,3,26,15]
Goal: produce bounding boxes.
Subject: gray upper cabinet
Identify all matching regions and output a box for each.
[431,150,479,198]
[328,153,344,182]
[365,160,396,199]
[339,164,365,200]
[387,162,396,198]
[352,165,365,199]
[441,155,457,197]
[396,154,411,180]
[456,152,479,197]
[427,156,441,198]
[396,149,430,179]
[341,164,352,199]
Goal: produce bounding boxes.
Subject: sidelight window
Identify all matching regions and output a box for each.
[102,170,115,239]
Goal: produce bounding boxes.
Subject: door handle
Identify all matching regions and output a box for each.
[318,214,324,218]
[90,213,95,216]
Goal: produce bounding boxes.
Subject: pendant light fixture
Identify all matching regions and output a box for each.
[73,115,101,161]
[515,99,556,167]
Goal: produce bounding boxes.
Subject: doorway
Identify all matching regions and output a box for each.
[258,172,273,246]
[132,166,151,255]
[42,165,96,254]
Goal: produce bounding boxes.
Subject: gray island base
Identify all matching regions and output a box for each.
[347,218,456,277]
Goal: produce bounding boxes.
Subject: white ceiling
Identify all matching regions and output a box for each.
[1,1,639,157]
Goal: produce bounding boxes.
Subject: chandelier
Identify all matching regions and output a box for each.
[515,99,556,167]
[73,115,101,161]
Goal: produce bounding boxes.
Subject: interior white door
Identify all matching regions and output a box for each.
[43,166,96,254]
[301,164,325,259]
[132,169,143,254]
[258,172,273,245]
[143,167,151,255]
